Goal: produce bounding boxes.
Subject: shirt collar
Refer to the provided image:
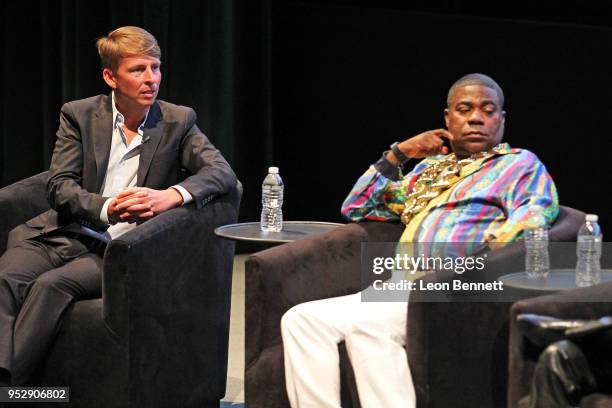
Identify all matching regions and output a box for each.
[111,91,150,135]
[428,142,517,163]
[494,142,514,154]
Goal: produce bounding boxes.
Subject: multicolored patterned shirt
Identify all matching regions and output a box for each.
[341,143,558,244]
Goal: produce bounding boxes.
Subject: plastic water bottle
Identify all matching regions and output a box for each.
[260,167,284,232]
[524,205,550,279]
[575,214,602,287]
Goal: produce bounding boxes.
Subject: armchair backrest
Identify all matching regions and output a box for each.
[350,205,583,245]
[549,206,585,242]
[0,171,50,252]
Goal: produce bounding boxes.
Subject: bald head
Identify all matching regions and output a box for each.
[447,73,504,109]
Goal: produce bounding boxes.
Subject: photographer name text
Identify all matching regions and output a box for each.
[372,279,504,292]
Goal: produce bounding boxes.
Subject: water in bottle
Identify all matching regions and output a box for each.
[260,167,284,232]
[524,205,550,279]
[575,214,602,287]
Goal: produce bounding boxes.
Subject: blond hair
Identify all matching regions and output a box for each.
[96,26,161,71]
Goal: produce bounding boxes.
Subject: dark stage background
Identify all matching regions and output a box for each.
[1,0,611,234]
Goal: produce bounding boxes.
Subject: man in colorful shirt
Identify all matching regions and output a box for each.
[280,73,558,408]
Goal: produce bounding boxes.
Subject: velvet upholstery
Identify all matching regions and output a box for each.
[0,172,241,408]
[406,206,586,408]
[509,282,612,408]
[245,206,584,408]
[0,172,49,251]
[245,222,403,407]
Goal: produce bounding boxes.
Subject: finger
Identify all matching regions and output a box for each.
[434,129,454,141]
[119,211,138,219]
[116,200,146,212]
[424,141,443,155]
[116,187,141,199]
[119,211,150,223]
[429,148,443,156]
[121,205,153,216]
[424,133,447,150]
[116,191,148,204]
[119,214,138,223]
[123,203,152,212]
[116,196,151,211]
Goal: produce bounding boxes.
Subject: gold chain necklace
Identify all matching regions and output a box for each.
[400,145,502,225]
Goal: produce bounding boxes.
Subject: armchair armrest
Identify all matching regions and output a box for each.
[405,240,541,408]
[407,274,513,407]
[0,172,50,251]
[101,183,240,406]
[405,206,586,407]
[511,282,612,319]
[508,282,612,407]
[245,221,403,366]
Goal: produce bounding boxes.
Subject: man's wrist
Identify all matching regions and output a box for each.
[171,185,193,205]
[390,142,410,165]
[101,197,114,225]
[169,187,184,206]
[376,152,403,180]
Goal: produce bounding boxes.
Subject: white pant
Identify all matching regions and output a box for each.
[281,291,416,408]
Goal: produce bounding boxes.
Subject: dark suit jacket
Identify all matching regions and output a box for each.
[9,94,237,246]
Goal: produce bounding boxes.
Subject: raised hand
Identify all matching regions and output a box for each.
[387,129,454,165]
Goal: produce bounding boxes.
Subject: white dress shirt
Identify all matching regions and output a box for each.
[98,92,192,239]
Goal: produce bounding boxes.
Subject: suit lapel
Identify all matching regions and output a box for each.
[92,95,113,192]
[137,101,163,186]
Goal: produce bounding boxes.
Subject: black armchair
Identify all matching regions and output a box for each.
[0,172,241,408]
[245,206,585,408]
[509,283,612,407]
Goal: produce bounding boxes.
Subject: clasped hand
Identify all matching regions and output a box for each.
[107,187,183,224]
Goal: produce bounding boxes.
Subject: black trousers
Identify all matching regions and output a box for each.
[0,235,102,384]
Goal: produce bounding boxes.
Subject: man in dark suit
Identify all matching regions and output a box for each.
[0,26,236,386]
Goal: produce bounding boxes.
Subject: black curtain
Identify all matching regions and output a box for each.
[266,1,612,231]
[2,0,612,231]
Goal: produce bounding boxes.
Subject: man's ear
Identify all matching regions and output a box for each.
[102,68,116,89]
[498,110,506,138]
[444,108,450,128]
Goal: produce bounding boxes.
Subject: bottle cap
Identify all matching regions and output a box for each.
[586,214,598,222]
[268,167,279,174]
